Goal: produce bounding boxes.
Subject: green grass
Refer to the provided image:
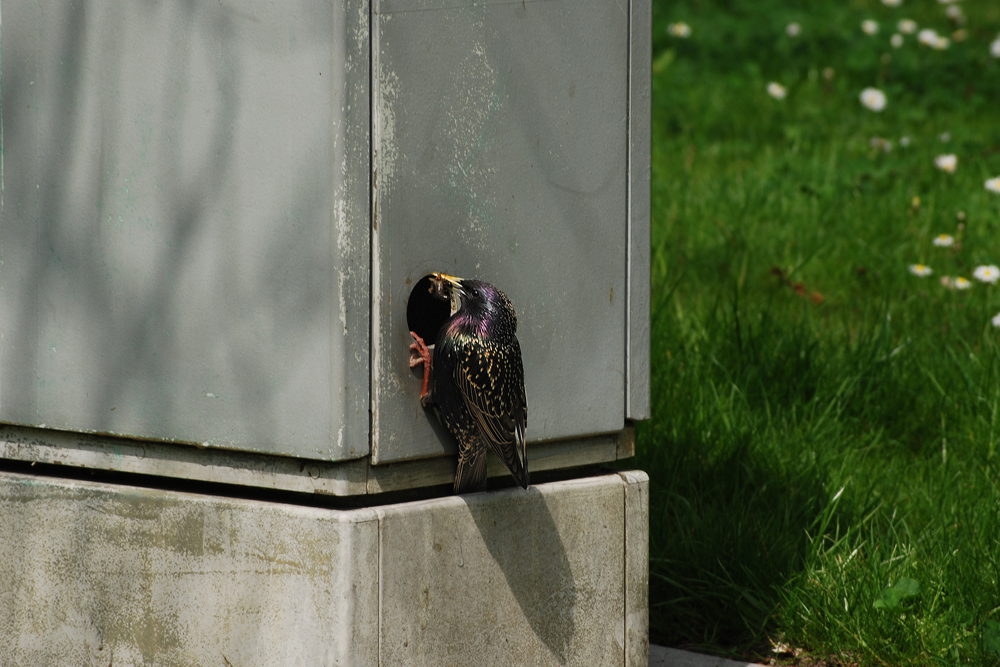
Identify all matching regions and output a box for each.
[638,1,1000,664]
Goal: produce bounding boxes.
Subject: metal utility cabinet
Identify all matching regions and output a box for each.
[0,0,650,493]
[0,0,651,664]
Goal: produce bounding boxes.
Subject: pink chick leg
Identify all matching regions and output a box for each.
[409,331,432,401]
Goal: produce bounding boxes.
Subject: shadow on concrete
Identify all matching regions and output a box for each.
[467,486,576,665]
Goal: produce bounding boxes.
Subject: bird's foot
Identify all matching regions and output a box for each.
[409,331,431,368]
[409,331,433,401]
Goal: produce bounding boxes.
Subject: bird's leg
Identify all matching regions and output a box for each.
[409,331,434,405]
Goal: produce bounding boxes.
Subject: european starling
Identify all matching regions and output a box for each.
[409,273,529,494]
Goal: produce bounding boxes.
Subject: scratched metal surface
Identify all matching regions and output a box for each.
[371,0,632,463]
[0,0,371,460]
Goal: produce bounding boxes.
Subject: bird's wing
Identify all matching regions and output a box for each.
[512,338,527,466]
[453,337,528,484]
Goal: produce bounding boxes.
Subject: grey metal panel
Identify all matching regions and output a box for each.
[0,422,626,497]
[371,0,630,463]
[0,0,371,459]
[0,424,370,496]
[366,431,625,495]
[627,0,652,420]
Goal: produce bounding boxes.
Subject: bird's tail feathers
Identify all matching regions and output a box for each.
[488,439,529,489]
[454,444,489,494]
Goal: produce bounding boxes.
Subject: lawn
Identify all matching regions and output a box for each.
[636,0,1000,664]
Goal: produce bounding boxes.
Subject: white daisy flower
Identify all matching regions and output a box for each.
[933,35,950,50]
[909,264,933,277]
[862,20,880,36]
[942,276,971,290]
[900,136,911,147]
[933,234,955,247]
[918,28,940,47]
[786,22,801,37]
[934,154,958,173]
[946,6,965,23]
[992,313,1000,328]
[767,82,787,100]
[991,38,1000,59]
[939,132,951,143]
[974,266,1000,284]
[898,19,918,34]
[986,177,1000,194]
[860,88,887,112]
[882,0,902,6]
[891,34,904,48]
[668,22,692,38]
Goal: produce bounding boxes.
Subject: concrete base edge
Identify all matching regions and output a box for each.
[650,646,768,667]
[0,468,648,666]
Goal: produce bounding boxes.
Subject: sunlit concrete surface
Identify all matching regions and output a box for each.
[0,470,647,666]
[650,646,768,667]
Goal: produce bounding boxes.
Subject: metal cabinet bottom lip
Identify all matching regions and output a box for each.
[0,423,636,497]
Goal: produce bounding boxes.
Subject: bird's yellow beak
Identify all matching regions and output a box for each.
[431,273,463,287]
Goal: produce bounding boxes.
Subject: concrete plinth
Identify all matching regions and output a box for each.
[0,469,648,666]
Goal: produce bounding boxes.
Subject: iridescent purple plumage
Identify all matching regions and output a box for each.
[410,274,528,494]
